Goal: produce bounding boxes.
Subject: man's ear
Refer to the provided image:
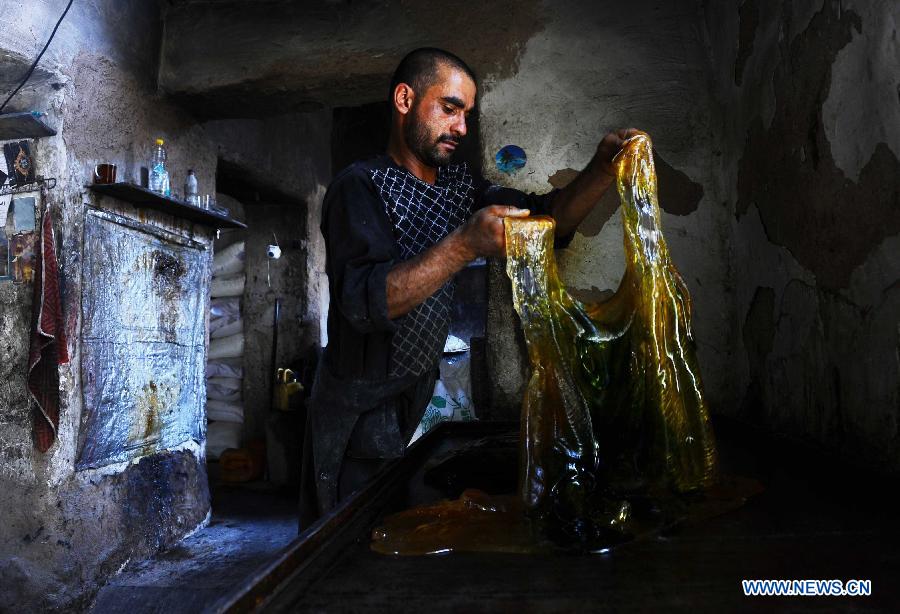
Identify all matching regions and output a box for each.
[393,83,415,116]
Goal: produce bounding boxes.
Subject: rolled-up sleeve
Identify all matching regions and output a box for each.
[322,168,398,334]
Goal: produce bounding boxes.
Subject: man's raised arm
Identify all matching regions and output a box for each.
[549,128,640,238]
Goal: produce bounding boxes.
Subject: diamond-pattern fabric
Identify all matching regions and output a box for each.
[370,164,474,377]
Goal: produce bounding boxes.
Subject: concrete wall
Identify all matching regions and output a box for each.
[479,0,736,419]
[0,1,215,609]
[704,0,900,469]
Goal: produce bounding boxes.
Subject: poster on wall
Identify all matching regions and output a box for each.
[3,140,36,187]
[0,195,37,280]
[9,232,35,283]
[76,209,209,470]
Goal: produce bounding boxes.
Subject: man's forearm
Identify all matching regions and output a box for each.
[386,229,474,319]
[549,161,615,238]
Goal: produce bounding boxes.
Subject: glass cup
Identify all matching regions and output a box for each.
[93,163,117,184]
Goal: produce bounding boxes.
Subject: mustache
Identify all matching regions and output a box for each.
[438,133,463,145]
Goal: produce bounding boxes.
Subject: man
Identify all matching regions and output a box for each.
[302,47,638,521]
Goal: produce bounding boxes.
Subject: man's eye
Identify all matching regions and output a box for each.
[443,106,455,114]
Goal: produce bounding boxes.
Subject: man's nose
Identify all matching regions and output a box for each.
[453,114,467,138]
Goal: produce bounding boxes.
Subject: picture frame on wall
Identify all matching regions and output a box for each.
[3,140,37,187]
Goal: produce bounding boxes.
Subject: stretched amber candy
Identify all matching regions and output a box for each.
[506,131,717,526]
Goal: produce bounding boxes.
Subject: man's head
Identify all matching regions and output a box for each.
[389,48,477,167]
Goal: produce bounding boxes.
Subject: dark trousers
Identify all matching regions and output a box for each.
[298,410,387,532]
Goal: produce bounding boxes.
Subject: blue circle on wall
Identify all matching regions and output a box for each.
[495,145,527,174]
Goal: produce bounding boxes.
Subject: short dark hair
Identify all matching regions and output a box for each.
[389,48,477,100]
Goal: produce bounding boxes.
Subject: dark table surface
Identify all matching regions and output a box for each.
[227,419,900,613]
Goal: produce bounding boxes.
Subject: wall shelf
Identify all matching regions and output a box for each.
[0,112,56,140]
[87,183,247,229]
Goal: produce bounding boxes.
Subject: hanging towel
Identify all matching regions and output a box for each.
[28,203,69,453]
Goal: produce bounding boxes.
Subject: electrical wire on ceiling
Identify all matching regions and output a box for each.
[0,0,75,114]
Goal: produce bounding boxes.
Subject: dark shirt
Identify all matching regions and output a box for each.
[319,153,567,457]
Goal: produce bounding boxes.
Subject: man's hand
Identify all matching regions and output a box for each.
[590,128,642,179]
[385,205,529,319]
[458,205,531,260]
[549,128,643,238]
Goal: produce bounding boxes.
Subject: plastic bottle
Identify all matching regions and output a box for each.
[149,138,169,194]
[185,169,199,205]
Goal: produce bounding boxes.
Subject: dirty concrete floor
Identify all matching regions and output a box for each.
[89,481,297,614]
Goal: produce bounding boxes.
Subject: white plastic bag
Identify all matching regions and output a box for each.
[439,352,476,422]
[407,352,476,446]
[407,380,453,445]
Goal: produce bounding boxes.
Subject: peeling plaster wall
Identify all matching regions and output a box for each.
[478,0,899,472]
[704,0,900,468]
[479,0,734,419]
[0,1,216,609]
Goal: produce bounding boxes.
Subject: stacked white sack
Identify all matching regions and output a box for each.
[207,399,245,423]
[212,240,246,276]
[206,358,243,379]
[211,274,245,298]
[207,421,242,458]
[207,241,246,458]
[208,332,244,360]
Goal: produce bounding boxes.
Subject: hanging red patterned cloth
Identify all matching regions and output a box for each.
[28,202,69,452]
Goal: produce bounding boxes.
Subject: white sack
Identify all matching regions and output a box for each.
[210,297,240,320]
[206,359,243,379]
[207,377,242,402]
[208,332,244,359]
[212,241,245,277]
[207,421,242,459]
[211,317,243,339]
[211,274,245,298]
[206,399,244,424]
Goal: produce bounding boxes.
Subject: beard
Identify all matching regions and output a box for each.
[404,106,462,167]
